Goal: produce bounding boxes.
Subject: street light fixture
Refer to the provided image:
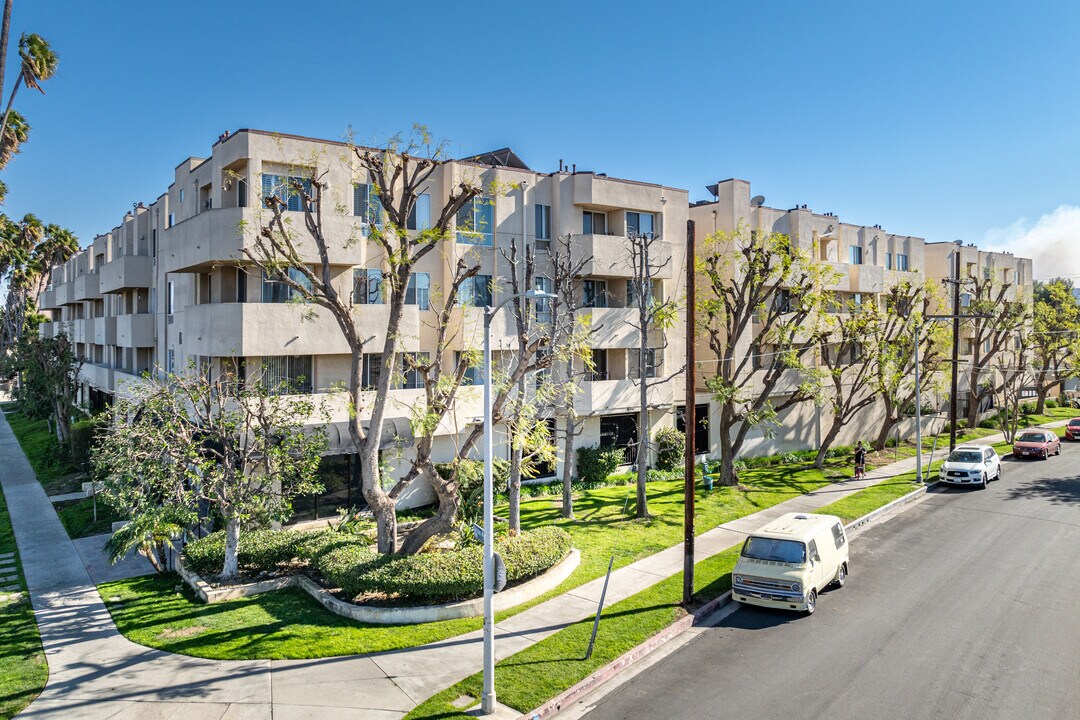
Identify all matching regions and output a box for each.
[481,287,556,715]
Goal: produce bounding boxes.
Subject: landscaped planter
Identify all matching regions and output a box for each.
[175,547,580,624]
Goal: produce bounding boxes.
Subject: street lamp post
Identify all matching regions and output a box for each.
[481,287,556,716]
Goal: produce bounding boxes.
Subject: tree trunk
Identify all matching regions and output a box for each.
[717,414,738,486]
[635,408,649,518]
[813,420,843,469]
[53,398,70,445]
[966,369,981,429]
[872,414,895,452]
[398,461,460,554]
[0,70,21,148]
[507,452,521,534]
[0,0,12,103]
[1035,386,1047,415]
[220,517,240,581]
[361,446,398,554]
[560,414,575,519]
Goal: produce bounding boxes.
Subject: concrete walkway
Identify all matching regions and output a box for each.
[2,411,1058,720]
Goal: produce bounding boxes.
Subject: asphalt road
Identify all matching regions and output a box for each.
[578,443,1080,720]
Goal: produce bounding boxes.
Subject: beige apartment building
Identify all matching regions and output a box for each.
[38,129,688,517]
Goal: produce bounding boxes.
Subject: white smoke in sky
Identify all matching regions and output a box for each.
[982,205,1080,283]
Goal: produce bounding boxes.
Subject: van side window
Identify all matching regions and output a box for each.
[808,539,820,562]
[832,523,846,549]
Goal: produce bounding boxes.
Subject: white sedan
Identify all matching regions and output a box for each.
[938,445,1001,489]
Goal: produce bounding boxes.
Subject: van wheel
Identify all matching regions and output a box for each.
[834,563,847,588]
[805,589,817,615]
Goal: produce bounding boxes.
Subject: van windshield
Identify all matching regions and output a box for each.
[947,451,982,463]
[742,536,806,564]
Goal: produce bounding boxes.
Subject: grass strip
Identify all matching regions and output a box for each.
[0,477,48,719]
[54,497,126,539]
[4,413,82,495]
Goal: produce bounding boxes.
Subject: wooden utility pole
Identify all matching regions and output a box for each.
[683,219,696,606]
[949,241,962,452]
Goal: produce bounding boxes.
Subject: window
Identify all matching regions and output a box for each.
[407,193,431,231]
[166,281,175,315]
[406,273,430,310]
[535,276,553,326]
[587,349,608,381]
[354,269,383,305]
[583,211,607,235]
[742,537,806,563]
[236,268,247,303]
[886,253,893,270]
[599,413,637,462]
[896,254,909,271]
[457,351,481,386]
[262,173,312,212]
[808,539,820,562]
[166,348,174,374]
[167,213,175,228]
[852,293,863,307]
[535,204,552,240]
[773,289,793,314]
[626,211,655,238]
[262,355,313,394]
[751,343,764,370]
[459,275,493,307]
[984,266,991,280]
[627,279,659,309]
[362,353,383,390]
[832,523,847,550]
[849,245,863,265]
[353,183,384,232]
[402,352,428,390]
[262,268,312,303]
[582,279,608,308]
[629,348,662,379]
[456,197,494,246]
[676,404,710,455]
[179,188,184,204]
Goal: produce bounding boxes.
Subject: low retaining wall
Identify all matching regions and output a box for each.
[176,547,580,625]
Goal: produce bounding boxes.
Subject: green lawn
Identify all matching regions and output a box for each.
[4,413,83,495]
[98,459,848,661]
[55,497,126,539]
[1019,407,1076,427]
[0,478,48,719]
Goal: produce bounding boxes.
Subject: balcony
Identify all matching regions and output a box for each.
[823,262,851,292]
[161,207,365,273]
[180,302,421,357]
[752,368,804,397]
[573,174,666,214]
[38,289,56,310]
[100,254,153,293]
[849,263,885,294]
[73,273,101,301]
[39,321,54,339]
[574,378,673,416]
[449,305,517,351]
[80,363,113,390]
[93,316,117,345]
[116,313,156,348]
[570,234,673,279]
[579,307,664,349]
[71,318,89,344]
[114,370,150,399]
[54,282,73,306]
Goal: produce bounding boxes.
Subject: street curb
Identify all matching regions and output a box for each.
[516,475,954,720]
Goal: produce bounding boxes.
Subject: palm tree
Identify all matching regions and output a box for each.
[0,109,28,169]
[0,33,57,149]
[104,508,189,574]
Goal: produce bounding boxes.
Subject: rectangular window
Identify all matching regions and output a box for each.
[676,404,710,455]
[262,173,312,212]
[599,413,637,461]
[886,253,893,270]
[588,349,609,381]
[262,268,312,303]
[832,522,846,549]
[402,352,428,390]
[535,276,553,327]
[262,355,313,394]
[852,293,862,307]
[627,279,660,309]
[457,351,481,386]
[626,211,656,238]
[459,275,493,307]
[582,279,608,308]
[166,348,175,374]
[849,245,863,265]
[362,353,382,390]
[166,281,175,315]
[406,273,430,311]
[236,268,247,303]
[167,213,175,228]
[897,254,909,271]
[583,211,607,235]
[456,197,494,246]
[629,348,662,379]
[354,269,383,305]
[352,183,384,232]
[535,204,552,240]
[407,193,431,231]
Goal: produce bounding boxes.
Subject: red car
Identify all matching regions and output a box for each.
[1065,418,1080,441]
[1012,430,1061,460]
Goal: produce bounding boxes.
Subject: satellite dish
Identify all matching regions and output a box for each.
[750,195,765,208]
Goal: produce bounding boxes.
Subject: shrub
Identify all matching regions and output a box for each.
[1020,402,1036,415]
[654,427,685,471]
[340,526,572,603]
[183,529,309,576]
[308,542,381,596]
[69,416,105,468]
[1046,398,1058,409]
[576,446,624,486]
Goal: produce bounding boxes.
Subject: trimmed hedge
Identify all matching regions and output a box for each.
[654,427,685,471]
[183,525,572,605]
[342,526,572,603]
[576,446,625,485]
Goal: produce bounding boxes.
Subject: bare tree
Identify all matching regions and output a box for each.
[626,229,680,518]
[962,276,1031,428]
[699,227,832,486]
[996,330,1032,443]
[868,281,948,451]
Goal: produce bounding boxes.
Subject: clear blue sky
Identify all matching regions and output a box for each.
[4,0,1078,251]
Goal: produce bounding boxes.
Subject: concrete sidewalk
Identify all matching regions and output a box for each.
[1,411,1061,719]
